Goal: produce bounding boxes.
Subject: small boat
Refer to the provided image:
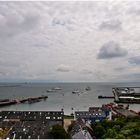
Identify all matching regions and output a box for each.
[85,86,91,91]
[46,89,55,92]
[72,90,80,94]
[52,87,62,90]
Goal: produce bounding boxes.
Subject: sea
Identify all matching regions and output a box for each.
[0,82,140,115]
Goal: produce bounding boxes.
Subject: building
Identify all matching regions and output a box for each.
[75,106,112,124]
[69,118,93,139]
[0,111,64,139]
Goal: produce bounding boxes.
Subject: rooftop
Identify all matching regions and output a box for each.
[0,111,64,139]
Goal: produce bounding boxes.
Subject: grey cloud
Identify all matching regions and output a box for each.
[56,64,71,72]
[0,71,8,76]
[128,2,140,16]
[52,18,66,26]
[114,67,126,71]
[80,69,93,75]
[51,16,76,31]
[33,44,48,48]
[121,73,140,81]
[97,41,128,59]
[0,12,40,39]
[99,20,122,31]
[128,56,140,64]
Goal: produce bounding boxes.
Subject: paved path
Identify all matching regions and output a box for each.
[64,119,73,132]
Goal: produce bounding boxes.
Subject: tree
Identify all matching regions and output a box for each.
[94,124,106,139]
[115,134,125,139]
[50,124,70,139]
[102,129,117,138]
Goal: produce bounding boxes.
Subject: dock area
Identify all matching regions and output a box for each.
[112,87,140,104]
[104,103,139,117]
[0,95,48,107]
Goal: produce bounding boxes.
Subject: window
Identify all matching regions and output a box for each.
[46,117,50,119]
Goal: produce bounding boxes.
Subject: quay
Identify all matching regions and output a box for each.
[112,87,140,104]
[0,95,48,107]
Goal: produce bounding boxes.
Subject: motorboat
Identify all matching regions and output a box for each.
[46,89,55,92]
[72,90,80,94]
[52,87,62,90]
[85,86,91,91]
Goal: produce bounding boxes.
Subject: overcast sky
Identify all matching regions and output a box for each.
[0,1,140,82]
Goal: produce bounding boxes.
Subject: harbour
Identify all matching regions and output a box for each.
[0,82,139,114]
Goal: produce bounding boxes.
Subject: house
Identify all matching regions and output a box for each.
[75,106,112,123]
[69,118,92,139]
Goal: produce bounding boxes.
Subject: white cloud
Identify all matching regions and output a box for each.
[0,1,140,82]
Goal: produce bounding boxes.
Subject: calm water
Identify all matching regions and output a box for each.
[0,82,139,114]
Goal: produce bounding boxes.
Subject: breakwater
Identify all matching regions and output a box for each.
[0,95,48,107]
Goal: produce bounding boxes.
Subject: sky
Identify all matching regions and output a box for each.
[0,1,140,82]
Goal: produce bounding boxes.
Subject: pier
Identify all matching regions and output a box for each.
[0,95,48,107]
[98,95,114,99]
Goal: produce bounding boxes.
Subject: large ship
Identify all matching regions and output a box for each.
[112,87,140,104]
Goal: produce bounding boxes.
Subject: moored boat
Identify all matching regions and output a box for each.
[85,86,91,91]
[72,90,80,94]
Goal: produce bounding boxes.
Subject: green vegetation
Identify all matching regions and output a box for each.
[91,116,140,139]
[50,124,70,139]
[0,128,9,139]
[64,115,74,119]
